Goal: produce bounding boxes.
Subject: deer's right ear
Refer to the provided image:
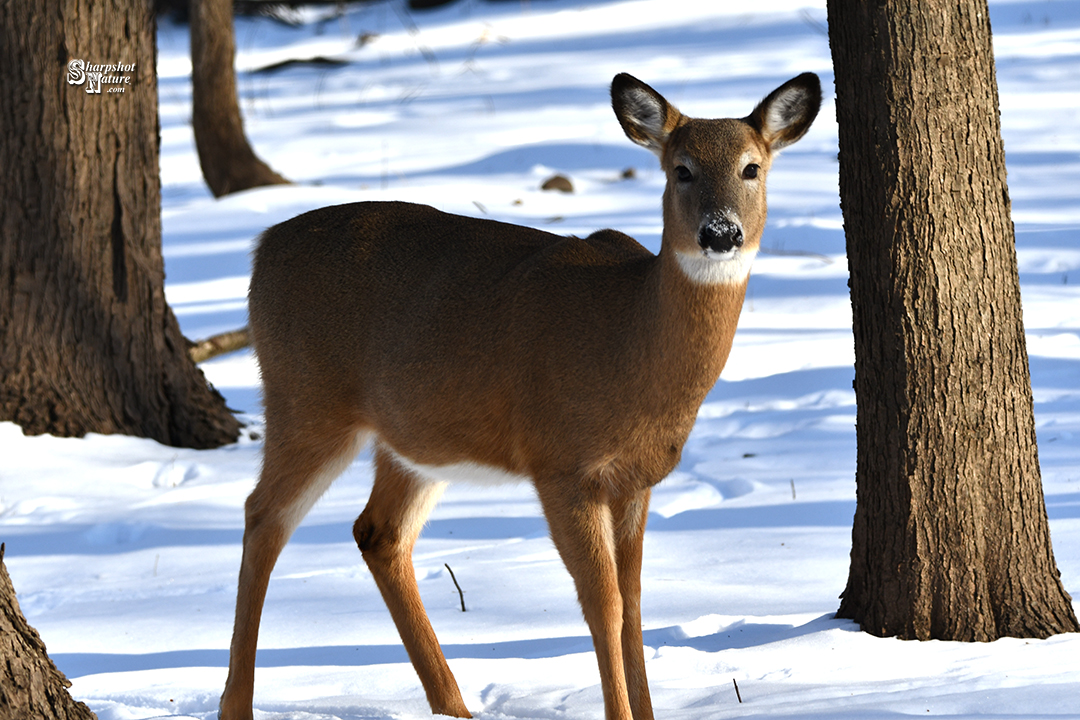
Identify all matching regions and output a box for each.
[611,74,683,157]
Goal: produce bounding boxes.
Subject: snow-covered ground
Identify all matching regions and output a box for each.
[3,1,1079,718]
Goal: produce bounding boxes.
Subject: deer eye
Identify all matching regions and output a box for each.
[742,163,760,180]
[674,165,693,183]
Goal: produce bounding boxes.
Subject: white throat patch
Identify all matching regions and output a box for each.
[675,247,757,285]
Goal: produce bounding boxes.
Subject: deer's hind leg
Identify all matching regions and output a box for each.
[353,446,470,718]
[220,401,368,720]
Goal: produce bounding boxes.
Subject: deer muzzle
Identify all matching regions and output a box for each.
[698,214,744,256]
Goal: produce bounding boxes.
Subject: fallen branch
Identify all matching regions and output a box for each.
[253,56,348,74]
[189,326,251,364]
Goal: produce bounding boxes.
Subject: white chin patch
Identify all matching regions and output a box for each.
[675,247,757,285]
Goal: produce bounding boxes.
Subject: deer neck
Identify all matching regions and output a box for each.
[644,243,750,402]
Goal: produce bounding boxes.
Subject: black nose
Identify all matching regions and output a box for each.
[698,217,743,254]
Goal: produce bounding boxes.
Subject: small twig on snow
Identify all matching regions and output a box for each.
[445,563,466,612]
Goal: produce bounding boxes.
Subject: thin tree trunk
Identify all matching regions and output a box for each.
[828,0,1078,640]
[0,0,240,449]
[0,545,96,720]
[190,0,289,197]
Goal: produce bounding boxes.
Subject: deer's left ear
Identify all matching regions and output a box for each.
[611,73,685,157]
[747,72,822,152]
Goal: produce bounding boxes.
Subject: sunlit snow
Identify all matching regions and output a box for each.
[3,1,1078,718]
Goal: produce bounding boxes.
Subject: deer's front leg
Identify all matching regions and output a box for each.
[536,480,633,720]
[613,488,654,720]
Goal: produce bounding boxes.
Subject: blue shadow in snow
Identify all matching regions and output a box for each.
[706,365,856,405]
[51,635,593,679]
[215,383,262,417]
[0,515,548,558]
[315,140,649,188]
[52,613,858,680]
[644,612,858,652]
[1046,493,1080,521]
[0,495,850,561]
[219,15,832,120]
[0,525,245,558]
[648,500,856,531]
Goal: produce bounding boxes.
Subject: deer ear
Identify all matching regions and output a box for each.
[611,73,684,157]
[747,72,822,152]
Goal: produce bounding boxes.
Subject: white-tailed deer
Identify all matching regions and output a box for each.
[220,72,820,720]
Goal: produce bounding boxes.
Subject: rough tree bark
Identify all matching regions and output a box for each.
[0,545,96,720]
[190,0,289,197]
[0,0,240,449]
[828,0,1078,640]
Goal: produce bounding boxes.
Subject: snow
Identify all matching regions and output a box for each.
[2,1,1079,718]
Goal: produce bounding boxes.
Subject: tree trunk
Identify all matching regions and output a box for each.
[0,545,96,720]
[828,0,1078,640]
[190,0,289,197]
[0,0,240,449]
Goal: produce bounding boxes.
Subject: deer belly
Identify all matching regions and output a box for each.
[386,446,532,486]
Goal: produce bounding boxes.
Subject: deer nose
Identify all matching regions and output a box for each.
[698,216,743,255]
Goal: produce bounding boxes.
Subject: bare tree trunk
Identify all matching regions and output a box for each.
[828,0,1078,640]
[0,0,240,449]
[190,0,289,197]
[0,545,96,720]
